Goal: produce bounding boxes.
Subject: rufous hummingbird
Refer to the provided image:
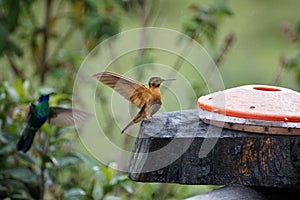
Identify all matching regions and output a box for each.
[93,71,175,133]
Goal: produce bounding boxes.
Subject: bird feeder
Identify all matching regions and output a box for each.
[198,85,300,135]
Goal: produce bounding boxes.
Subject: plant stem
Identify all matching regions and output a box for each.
[204,33,235,80]
[39,131,50,200]
[40,0,52,84]
[136,0,148,65]
[40,159,46,200]
[273,56,287,85]
[161,38,193,97]
[214,33,235,66]
[6,53,24,80]
[48,25,75,63]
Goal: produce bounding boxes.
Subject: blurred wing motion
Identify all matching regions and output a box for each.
[48,107,93,126]
[93,71,149,108]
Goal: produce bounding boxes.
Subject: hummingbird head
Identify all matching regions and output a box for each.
[148,77,176,88]
[38,94,50,102]
[38,92,54,102]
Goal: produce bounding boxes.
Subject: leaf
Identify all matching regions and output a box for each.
[119,181,133,194]
[4,81,19,101]
[84,15,101,39]
[104,196,121,200]
[92,183,104,200]
[54,154,81,167]
[73,152,106,183]
[101,167,115,184]
[110,175,133,193]
[50,136,71,146]
[64,188,86,198]
[0,132,8,143]
[87,179,96,196]
[286,52,300,70]
[41,153,54,164]
[212,0,233,16]
[0,24,9,54]
[183,1,232,45]
[0,184,7,193]
[14,78,26,100]
[0,142,15,155]
[69,1,85,27]
[17,153,36,165]
[0,167,38,184]
[49,93,71,105]
[7,39,23,57]
[73,152,99,167]
[109,175,128,185]
[6,0,20,32]
[11,194,33,200]
[1,179,33,199]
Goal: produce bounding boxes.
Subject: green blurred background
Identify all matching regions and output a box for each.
[2,0,300,89]
[1,0,300,199]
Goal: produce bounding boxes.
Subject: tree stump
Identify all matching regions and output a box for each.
[128,109,300,188]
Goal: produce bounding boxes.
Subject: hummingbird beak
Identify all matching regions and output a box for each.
[162,78,176,82]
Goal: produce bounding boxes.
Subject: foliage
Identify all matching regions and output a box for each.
[182,0,233,45]
[5,0,295,200]
[0,0,122,87]
[0,80,135,199]
[280,21,300,85]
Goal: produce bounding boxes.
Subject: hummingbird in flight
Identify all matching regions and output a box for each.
[93,71,175,133]
[16,93,92,153]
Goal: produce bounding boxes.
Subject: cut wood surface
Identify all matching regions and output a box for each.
[128,109,300,187]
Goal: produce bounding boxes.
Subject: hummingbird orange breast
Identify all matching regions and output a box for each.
[148,87,162,115]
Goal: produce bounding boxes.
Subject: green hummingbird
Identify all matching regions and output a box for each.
[16,94,92,153]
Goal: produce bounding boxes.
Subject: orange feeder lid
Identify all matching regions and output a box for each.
[198,85,300,135]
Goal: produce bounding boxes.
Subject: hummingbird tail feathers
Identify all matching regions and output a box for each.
[16,126,38,152]
[121,109,145,134]
[121,121,135,134]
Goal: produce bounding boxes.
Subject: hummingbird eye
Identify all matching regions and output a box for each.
[153,79,159,84]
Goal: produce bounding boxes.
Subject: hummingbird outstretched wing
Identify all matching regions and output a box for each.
[93,71,150,108]
[48,107,93,126]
